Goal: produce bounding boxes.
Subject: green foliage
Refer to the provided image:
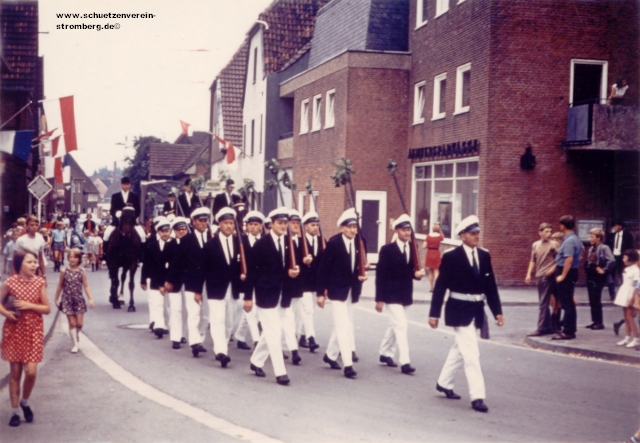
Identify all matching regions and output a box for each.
[265,158,280,177]
[123,135,162,195]
[238,178,256,198]
[330,157,355,188]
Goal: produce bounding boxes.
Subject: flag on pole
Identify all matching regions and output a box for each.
[0,130,32,162]
[44,135,62,178]
[42,96,78,153]
[180,120,190,135]
[212,134,238,165]
[54,154,71,184]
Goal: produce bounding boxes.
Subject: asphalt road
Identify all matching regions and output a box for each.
[2,266,639,443]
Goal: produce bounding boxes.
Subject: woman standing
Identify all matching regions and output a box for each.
[422,223,444,292]
[0,249,51,427]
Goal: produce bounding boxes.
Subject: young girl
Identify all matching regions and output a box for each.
[0,249,50,427]
[54,248,94,353]
[51,222,66,272]
[87,230,102,272]
[614,249,640,348]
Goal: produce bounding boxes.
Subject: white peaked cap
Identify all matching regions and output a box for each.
[392,214,412,230]
[337,208,358,227]
[455,215,481,237]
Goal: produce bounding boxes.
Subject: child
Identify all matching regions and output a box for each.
[0,249,50,427]
[51,222,66,272]
[82,230,91,268]
[614,249,640,348]
[2,230,18,276]
[54,248,94,353]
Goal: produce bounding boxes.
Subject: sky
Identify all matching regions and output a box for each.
[39,0,273,176]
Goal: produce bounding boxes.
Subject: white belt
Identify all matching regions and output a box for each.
[449,292,485,302]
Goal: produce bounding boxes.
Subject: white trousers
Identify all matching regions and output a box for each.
[437,323,486,401]
[281,301,299,352]
[326,294,355,366]
[148,289,166,330]
[184,290,205,346]
[379,304,410,365]
[250,305,287,377]
[235,293,260,343]
[168,290,185,343]
[296,291,316,338]
[207,286,236,356]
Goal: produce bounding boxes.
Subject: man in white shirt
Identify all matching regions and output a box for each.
[14,216,46,280]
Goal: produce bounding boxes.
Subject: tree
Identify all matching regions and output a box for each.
[123,136,162,196]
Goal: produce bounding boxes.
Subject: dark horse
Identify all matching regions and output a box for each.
[106,210,143,311]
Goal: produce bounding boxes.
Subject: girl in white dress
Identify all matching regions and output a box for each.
[614,249,640,348]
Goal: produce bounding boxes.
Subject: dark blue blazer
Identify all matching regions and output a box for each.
[282,235,305,307]
[317,234,364,303]
[429,246,502,328]
[166,230,210,293]
[141,237,175,290]
[301,234,323,292]
[198,234,242,300]
[110,191,141,219]
[375,241,418,306]
[246,234,295,309]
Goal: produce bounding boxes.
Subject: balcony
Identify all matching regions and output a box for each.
[565,103,640,151]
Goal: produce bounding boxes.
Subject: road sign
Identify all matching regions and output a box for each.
[28,175,53,200]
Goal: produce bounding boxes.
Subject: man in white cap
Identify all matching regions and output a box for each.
[234,210,265,349]
[244,207,300,385]
[428,215,504,413]
[141,217,173,339]
[317,208,368,379]
[196,207,245,368]
[165,207,212,357]
[298,211,323,352]
[375,214,425,374]
[162,217,190,349]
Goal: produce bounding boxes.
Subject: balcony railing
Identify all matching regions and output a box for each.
[565,103,640,151]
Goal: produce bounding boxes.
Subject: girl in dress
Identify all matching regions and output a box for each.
[51,221,66,272]
[614,249,640,348]
[422,223,444,292]
[54,248,94,354]
[0,249,51,427]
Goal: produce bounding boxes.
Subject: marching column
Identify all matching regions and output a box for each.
[375,214,424,374]
[428,215,504,413]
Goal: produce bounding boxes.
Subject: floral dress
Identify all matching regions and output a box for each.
[60,268,87,315]
[1,275,45,363]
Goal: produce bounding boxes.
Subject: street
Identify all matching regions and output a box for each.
[2,265,639,443]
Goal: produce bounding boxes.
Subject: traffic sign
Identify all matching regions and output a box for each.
[28,175,53,200]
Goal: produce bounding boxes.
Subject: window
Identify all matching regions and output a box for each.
[435,0,448,17]
[325,89,335,128]
[416,0,428,28]
[454,63,471,115]
[312,94,322,132]
[242,124,246,153]
[259,115,263,153]
[413,81,426,124]
[251,119,255,157]
[413,158,479,238]
[432,73,447,120]
[252,47,258,84]
[569,59,608,106]
[300,99,309,134]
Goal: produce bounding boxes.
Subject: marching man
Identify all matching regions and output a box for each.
[163,216,190,349]
[429,215,504,413]
[375,214,425,374]
[297,211,323,352]
[317,208,367,379]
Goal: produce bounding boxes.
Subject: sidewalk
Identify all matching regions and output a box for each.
[362,271,639,365]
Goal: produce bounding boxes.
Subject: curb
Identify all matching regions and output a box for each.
[524,336,640,365]
[359,296,614,308]
[0,309,60,391]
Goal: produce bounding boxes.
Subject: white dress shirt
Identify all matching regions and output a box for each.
[462,243,479,268]
[121,190,129,203]
[220,232,234,264]
[613,231,623,256]
[270,231,285,267]
[396,239,409,263]
[342,234,355,272]
[306,233,318,256]
[248,233,260,247]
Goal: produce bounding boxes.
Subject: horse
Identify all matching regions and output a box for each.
[105,210,143,312]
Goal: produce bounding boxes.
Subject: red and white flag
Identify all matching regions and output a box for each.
[212,134,237,164]
[42,96,77,154]
[44,135,62,178]
[180,120,191,135]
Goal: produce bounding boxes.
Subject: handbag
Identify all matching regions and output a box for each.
[2,295,21,318]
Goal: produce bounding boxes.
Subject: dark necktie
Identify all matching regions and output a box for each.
[616,232,621,250]
[226,237,232,265]
[349,242,354,272]
[199,232,205,248]
[312,237,316,256]
[278,237,284,268]
[472,250,479,276]
[403,243,408,264]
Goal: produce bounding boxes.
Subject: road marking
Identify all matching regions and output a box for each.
[79,332,284,443]
[354,305,639,368]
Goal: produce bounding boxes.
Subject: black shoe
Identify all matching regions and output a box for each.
[527,330,544,337]
[614,320,624,336]
[323,354,341,370]
[344,366,357,378]
[9,414,20,427]
[379,355,398,367]
[154,328,165,339]
[149,321,155,332]
[436,383,461,400]
[591,324,605,330]
[172,341,181,349]
[215,353,231,368]
[180,337,187,344]
[551,332,576,340]
[352,351,359,363]
[292,350,302,365]
[298,335,309,348]
[250,364,266,377]
[585,323,595,329]
[20,405,33,423]
[471,399,489,413]
[237,340,251,350]
[276,375,290,385]
[308,336,320,353]
[401,364,416,374]
[191,344,206,358]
